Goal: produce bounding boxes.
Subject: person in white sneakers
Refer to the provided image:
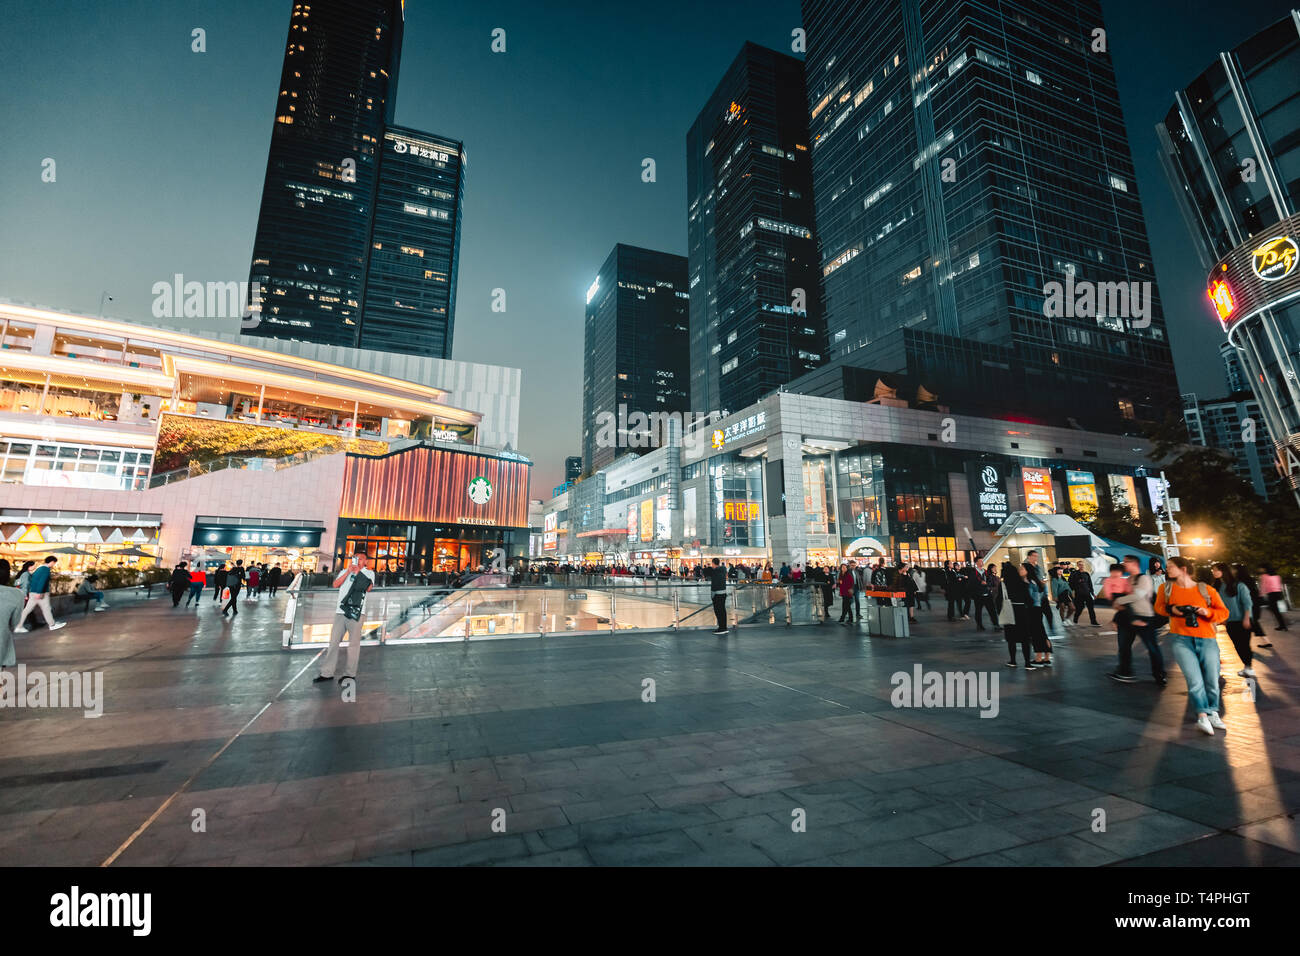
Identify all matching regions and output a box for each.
[1211,562,1255,679]
[313,550,375,689]
[75,573,110,611]
[1154,557,1230,736]
[15,556,66,632]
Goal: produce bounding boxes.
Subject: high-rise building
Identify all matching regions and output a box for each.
[361,126,465,358]
[1220,341,1248,396]
[247,0,404,348]
[581,245,690,473]
[246,2,465,360]
[565,456,583,482]
[1183,392,1279,500]
[1157,12,1300,501]
[798,0,1179,431]
[687,43,825,415]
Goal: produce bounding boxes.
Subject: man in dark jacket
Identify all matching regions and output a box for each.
[212,562,227,603]
[222,560,245,618]
[170,561,190,607]
[1069,560,1099,625]
[944,562,966,621]
[708,558,729,635]
[268,564,282,596]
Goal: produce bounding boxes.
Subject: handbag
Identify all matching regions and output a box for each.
[996,583,1015,627]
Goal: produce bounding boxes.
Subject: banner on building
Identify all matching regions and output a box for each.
[1021,467,1055,515]
[1065,470,1097,514]
[964,461,1009,529]
[1109,474,1139,518]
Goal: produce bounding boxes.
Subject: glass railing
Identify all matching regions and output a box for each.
[149,443,346,488]
[281,581,911,648]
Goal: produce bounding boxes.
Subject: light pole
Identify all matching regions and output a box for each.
[1141,471,1183,563]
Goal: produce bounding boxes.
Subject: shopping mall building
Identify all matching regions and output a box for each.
[539,390,1156,569]
[0,303,532,573]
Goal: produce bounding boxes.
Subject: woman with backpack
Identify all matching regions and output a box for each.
[1155,557,1230,736]
[1234,565,1272,649]
[1212,563,1255,679]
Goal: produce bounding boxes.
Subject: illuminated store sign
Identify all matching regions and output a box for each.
[1021,466,1055,515]
[965,462,1008,529]
[392,139,450,162]
[1065,470,1097,513]
[722,501,761,521]
[1208,211,1300,332]
[468,476,493,505]
[191,525,322,548]
[712,411,767,449]
[1208,279,1235,321]
[1252,235,1298,282]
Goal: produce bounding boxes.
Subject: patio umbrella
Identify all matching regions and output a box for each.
[108,546,155,558]
[265,548,291,556]
[47,545,93,556]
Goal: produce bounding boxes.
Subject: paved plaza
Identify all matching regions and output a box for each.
[2,592,1300,867]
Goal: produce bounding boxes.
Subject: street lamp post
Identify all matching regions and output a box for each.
[1141,471,1183,563]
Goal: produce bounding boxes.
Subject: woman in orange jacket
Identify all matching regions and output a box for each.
[1154,557,1230,736]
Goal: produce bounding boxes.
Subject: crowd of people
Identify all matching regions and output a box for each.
[1,547,1289,736]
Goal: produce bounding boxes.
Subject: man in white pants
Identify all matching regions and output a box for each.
[15,556,66,633]
[313,550,374,689]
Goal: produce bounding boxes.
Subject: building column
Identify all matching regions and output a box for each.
[255,383,265,423]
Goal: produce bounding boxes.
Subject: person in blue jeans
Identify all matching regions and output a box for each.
[1154,557,1230,736]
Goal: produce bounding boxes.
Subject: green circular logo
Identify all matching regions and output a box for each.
[468,476,493,505]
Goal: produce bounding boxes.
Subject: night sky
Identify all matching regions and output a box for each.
[1,0,1293,492]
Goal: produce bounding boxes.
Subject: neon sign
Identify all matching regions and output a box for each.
[1208,279,1235,321]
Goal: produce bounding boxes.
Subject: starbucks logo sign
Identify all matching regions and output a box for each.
[468,476,493,505]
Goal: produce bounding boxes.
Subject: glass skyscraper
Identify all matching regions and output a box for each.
[361,126,464,358]
[582,245,690,473]
[246,1,463,360]
[247,0,403,346]
[798,0,1178,431]
[687,42,825,416]
[1158,12,1300,500]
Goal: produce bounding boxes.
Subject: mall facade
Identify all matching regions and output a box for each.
[0,303,531,573]
[539,391,1155,569]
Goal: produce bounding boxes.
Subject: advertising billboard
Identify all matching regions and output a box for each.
[1021,466,1055,515]
[655,494,671,540]
[626,504,637,542]
[639,499,653,542]
[964,461,1009,529]
[1108,474,1138,518]
[1065,470,1097,514]
[1146,476,1166,512]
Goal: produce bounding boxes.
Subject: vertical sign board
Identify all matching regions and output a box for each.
[1021,466,1056,515]
[1065,470,1097,514]
[964,461,1009,529]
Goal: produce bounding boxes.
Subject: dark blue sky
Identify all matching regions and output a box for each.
[1,0,1293,491]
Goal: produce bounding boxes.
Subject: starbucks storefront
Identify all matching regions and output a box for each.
[335,443,533,573]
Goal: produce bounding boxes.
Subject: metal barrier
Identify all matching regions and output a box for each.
[281,582,912,648]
